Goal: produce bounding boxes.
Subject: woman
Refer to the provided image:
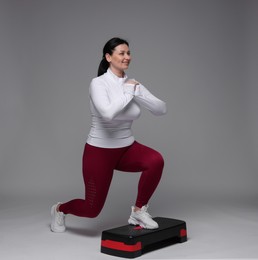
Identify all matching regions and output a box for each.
[51,37,167,232]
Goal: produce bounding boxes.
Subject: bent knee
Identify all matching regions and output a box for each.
[150,152,164,170]
[87,210,101,218]
[80,203,103,218]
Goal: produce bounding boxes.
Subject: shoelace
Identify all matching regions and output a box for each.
[140,205,152,218]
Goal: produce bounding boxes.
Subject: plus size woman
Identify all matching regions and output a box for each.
[51,37,167,232]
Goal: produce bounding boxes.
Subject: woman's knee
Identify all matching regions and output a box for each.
[150,151,164,170]
[79,201,104,218]
[87,209,101,218]
[81,206,102,218]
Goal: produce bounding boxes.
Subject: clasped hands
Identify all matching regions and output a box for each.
[126,79,140,92]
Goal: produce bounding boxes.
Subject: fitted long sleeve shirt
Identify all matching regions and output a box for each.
[86,68,167,148]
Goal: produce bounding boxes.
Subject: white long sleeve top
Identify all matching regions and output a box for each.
[86,68,167,148]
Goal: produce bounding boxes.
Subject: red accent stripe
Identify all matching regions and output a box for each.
[133,226,144,230]
[101,240,142,252]
[180,228,187,237]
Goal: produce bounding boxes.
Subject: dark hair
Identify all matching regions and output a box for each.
[97,37,129,76]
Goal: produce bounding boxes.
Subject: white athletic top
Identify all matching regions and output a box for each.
[86,68,167,148]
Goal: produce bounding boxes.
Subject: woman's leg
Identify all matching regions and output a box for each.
[116,141,164,208]
[59,144,127,218]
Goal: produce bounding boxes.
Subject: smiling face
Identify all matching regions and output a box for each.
[105,43,131,77]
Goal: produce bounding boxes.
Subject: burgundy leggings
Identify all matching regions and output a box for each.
[59,141,164,218]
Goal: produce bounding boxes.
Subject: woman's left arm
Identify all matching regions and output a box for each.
[133,84,167,115]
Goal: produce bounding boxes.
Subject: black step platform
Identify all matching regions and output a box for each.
[101,217,187,258]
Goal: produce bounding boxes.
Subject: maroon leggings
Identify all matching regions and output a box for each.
[59,141,164,218]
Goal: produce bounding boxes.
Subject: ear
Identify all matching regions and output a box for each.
[105,53,111,63]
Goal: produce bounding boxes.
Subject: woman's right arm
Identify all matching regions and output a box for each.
[89,79,135,121]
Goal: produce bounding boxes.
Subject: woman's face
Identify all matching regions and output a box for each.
[106,44,131,75]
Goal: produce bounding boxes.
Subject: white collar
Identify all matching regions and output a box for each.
[107,68,128,83]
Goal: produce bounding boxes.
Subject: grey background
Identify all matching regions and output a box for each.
[0,0,258,259]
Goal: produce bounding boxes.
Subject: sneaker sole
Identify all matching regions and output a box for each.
[50,226,65,233]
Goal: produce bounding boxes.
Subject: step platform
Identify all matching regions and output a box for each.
[101,217,187,258]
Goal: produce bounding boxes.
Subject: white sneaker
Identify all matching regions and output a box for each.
[128,205,159,229]
[50,203,66,233]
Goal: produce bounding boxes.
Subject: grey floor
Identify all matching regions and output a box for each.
[1,195,258,260]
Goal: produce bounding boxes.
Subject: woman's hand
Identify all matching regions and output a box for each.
[126,79,140,86]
